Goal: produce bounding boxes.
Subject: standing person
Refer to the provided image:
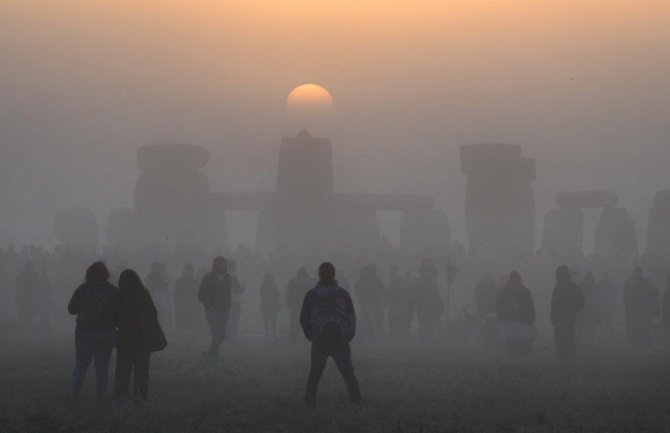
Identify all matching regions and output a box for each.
[598,274,615,337]
[173,264,198,336]
[623,268,660,351]
[16,261,40,331]
[286,268,312,343]
[412,259,444,340]
[198,257,232,362]
[37,259,57,334]
[550,266,584,361]
[495,271,536,357]
[226,260,245,342]
[662,275,670,345]
[577,271,600,346]
[114,270,158,401]
[259,272,280,338]
[145,262,173,334]
[354,265,385,339]
[386,265,413,338]
[68,262,119,401]
[300,262,362,409]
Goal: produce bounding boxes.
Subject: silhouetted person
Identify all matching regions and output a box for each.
[16,261,40,330]
[663,276,670,335]
[37,260,57,334]
[623,268,659,351]
[598,275,615,337]
[386,265,413,337]
[474,274,497,317]
[577,272,600,346]
[495,271,535,357]
[550,266,584,360]
[286,268,312,343]
[173,264,198,335]
[300,262,362,409]
[114,270,157,401]
[145,262,173,334]
[260,272,280,338]
[412,259,444,340]
[198,257,232,362]
[354,265,385,339]
[68,262,119,400]
[227,260,245,341]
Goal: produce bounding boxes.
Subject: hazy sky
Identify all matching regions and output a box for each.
[1,0,669,248]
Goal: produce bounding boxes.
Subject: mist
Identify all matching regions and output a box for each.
[1,0,668,248]
[2,1,670,432]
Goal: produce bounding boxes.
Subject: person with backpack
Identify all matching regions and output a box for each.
[300,262,362,409]
[113,269,159,402]
[198,256,232,362]
[68,261,119,401]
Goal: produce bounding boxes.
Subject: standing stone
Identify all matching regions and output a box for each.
[460,143,536,263]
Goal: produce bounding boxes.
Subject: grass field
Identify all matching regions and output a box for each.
[1,335,669,433]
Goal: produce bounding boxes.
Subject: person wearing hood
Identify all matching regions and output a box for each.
[495,271,536,357]
[68,261,119,401]
[300,262,362,409]
[550,266,584,360]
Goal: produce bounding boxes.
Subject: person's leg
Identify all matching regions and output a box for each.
[332,342,362,404]
[133,350,151,400]
[205,310,222,358]
[93,330,115,401]
[72,333,95,397]
[289,310,299,343]
[263,313,269,338]
[113,344,133,399]
[305,342,329,407]
[270,312,277,338]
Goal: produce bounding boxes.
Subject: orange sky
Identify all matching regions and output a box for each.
[1,0,670,244]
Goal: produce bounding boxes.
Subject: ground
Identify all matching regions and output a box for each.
[1,335,668,433]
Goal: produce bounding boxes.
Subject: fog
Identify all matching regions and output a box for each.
[1,0,669,249]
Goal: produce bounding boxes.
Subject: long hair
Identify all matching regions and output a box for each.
[118,269,145,293]
[85,261,109,284]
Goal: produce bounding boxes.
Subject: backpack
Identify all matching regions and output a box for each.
[78,284,113,330]
[311,288,350,342]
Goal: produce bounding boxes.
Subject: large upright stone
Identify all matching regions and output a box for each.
[460,143,536,262]
[594,207,638,261]
[107,144,226,249]
[256,130,381,255]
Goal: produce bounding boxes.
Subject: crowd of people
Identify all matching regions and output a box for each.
[2,242,670,406]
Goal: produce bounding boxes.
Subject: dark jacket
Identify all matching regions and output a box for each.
[495,283,535,325]
[300,283,356,342]
[551,280,584,326]
[198,271,232,312]
[118,287,158,347]
[68,282,119,332]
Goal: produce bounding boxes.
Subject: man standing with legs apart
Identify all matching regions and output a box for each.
[301,262,363,409]
[198,257,232,363]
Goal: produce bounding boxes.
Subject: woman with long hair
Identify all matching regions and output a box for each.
[114,269,158,401]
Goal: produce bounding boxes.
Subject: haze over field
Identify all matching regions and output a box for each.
[2,0,670,247]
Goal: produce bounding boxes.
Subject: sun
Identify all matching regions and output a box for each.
[286,84,334,116]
